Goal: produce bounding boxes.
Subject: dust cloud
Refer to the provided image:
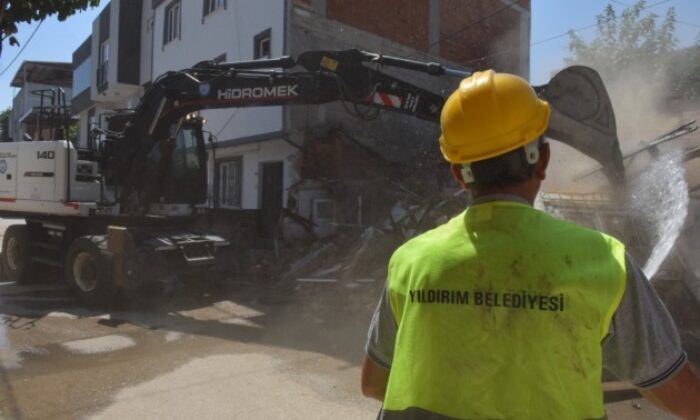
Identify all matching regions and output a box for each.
[543,59,686,192]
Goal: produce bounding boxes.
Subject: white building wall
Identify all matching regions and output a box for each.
[76,111,89,148]
[207,138,299,210]
[140,2,155,85]
[151,0,285,143]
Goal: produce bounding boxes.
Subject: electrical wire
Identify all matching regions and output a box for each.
[214,0,243,139]
[606,1,699,37]
[215,108,240,137]
[403,0,521,60]
[0,19,45,77]
[459,0,673,67]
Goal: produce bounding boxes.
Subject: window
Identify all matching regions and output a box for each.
[312,199,335,223]
[203,0,226,17]
[72,59,91,94]
[172,128,202,176]
[100,40,109,64]
[254,29,272,59]
[164,0,181,45]
[217,158,242,208]
[97,40,109,88]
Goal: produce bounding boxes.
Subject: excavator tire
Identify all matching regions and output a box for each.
[65,236,117,306]
[2,225,38,284]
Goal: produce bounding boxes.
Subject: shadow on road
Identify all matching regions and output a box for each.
[0,269,382,369]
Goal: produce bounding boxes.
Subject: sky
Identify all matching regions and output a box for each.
[0,0,698,110]
[530,0,700,85]
[0,1,109,110]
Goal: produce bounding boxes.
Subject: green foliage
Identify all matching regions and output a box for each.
[566,1,678,80]
[0,108,10,142]
[0,0,99,57]
[66,121,78,143]
[668,37,700,101]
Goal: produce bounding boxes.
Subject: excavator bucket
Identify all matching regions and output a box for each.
[535,66,625,184]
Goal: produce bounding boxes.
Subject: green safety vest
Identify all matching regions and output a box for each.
[383,201,626,420]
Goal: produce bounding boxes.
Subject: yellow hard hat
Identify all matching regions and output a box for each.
[439,70,551,164]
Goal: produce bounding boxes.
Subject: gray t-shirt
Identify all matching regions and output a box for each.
[366,225,686,389]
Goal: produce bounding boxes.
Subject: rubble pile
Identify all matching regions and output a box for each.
[250,166,469,308]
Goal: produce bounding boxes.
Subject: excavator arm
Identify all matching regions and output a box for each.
[97,49,624,214]
[102,49,463,213]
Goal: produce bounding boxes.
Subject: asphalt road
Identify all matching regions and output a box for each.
[0,218,677,420]
[0,272,386,420]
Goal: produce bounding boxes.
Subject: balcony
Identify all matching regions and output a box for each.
[11,85,75,141]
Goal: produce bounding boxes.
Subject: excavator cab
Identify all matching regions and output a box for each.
[149,118,208,207]
[93,113,209,212]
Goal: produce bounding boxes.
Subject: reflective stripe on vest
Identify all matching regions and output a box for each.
[384,201,626,420]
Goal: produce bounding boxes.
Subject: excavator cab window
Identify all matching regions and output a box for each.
[172,123,204,179]
[141,120,207,205]
[166,121,208,204]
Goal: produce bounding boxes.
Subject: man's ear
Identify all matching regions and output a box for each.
[535,143,550,181]
[451,164,470,191]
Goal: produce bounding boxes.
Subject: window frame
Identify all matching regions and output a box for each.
[97,40,109,89]
[312,198,336,224]
[215,157,243,209]
[163,0,182,46]
[203,0,227,19]
[253,28,272,59]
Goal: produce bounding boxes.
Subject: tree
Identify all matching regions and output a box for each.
[668,36,700,102]
[0,108,10,142]
[566,1,678,82]
[0,0,99,58]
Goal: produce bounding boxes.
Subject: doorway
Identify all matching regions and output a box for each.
[259,161,283,238]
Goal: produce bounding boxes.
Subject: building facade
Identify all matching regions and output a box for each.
[71,0,531,238]
[10,61,74,142]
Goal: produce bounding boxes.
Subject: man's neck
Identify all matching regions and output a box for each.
[472,193,531,206]
[471,185,537,205]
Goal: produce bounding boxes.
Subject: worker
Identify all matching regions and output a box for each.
[361,70,700,419]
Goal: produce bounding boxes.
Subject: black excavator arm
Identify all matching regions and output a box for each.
[101,49,468,213]
[96,49,625,214]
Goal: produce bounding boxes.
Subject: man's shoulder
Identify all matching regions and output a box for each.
[529,209,627,269]
[390,211,466,265]
[536,207,623,244]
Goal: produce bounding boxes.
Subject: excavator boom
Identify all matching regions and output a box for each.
[94,49,625,213]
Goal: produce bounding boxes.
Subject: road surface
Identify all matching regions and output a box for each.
[0,219,676,420]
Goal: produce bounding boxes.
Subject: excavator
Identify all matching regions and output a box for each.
[0,49,625,305]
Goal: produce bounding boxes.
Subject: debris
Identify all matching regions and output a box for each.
[310,263,343,277]
[296,278,337,283]
[284,242,337,279]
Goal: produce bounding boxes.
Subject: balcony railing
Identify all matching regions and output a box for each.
[96,62,108,90]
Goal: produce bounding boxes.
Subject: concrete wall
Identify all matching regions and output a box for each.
[286,6,456,165]
[293,0,530,76]
[140,1,155,85]
[326,0,431,51]
[207,138,299,210]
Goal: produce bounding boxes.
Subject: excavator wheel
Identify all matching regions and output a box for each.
[2,225,38,284]
[65,236,118,306]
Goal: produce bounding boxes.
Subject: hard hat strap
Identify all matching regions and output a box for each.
[523,138,541,164]
[460,164,475,183]
[460,137,544,185]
